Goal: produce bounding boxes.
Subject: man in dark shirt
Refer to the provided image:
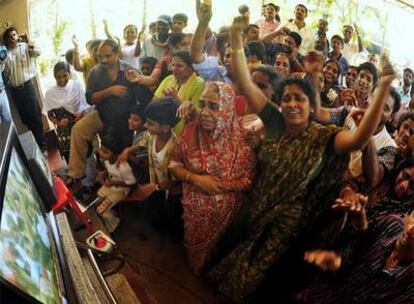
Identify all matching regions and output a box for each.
[68,39,152,182]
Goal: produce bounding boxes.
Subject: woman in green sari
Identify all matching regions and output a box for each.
[207,15,397,303]
[153,50,204,135]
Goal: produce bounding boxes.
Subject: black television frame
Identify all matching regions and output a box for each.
[0,123,73,303]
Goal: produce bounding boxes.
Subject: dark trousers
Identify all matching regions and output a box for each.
[10,79,47,151]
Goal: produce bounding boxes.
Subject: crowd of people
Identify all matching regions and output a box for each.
[1,1,414,303]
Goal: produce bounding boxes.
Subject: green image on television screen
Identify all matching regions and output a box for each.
[0,149,61,304]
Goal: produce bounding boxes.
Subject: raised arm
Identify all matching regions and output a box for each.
[191,0,212,63]
[72,35,85,72]
[362,139,384,188]
[103,19,117,42]
[261,26,289,43]
[134,26,145,57]
[230,16,267,113]
[334,58,395,155]
[354,23,363,53]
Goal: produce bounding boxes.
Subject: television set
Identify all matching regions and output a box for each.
[0,123,71,303]
[19,131,56,211]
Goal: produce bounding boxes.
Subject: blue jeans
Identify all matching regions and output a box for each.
[0,89,11,123]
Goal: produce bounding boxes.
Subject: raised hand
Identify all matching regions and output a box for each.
[304,250,342,271]
[379,55,396,84]
[196,0,212,25]
[349,107,366,126]
[231,15,249,33]
[72,34,79,49]
[103,19,109,29]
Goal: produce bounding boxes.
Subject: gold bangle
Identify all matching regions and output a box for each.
[230,48,244,54]
[339,186,353,198]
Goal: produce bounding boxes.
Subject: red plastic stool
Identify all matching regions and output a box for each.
[52,176,93,233]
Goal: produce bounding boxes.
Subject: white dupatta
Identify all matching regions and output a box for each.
[43,79,90,114]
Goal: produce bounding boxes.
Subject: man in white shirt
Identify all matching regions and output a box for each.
[399,68,414,108]
[2,27,47,152]
[284,4,315,55]
[342,24,363,63]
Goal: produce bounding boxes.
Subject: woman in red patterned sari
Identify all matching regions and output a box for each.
[170,81,256,274]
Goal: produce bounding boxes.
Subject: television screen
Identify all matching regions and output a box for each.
[19,131,56,210]
[0,148,62,304]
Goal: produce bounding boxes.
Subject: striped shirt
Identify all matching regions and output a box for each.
[3,42,37,88]
[305,215,414,304]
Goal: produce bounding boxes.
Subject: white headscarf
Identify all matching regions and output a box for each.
[43,79,90,114]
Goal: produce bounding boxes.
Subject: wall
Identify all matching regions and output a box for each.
[0,0,29,40]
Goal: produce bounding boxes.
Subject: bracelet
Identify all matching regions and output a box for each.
[339,186,353,198]
[184,173,192,184]
[230,48,244,54]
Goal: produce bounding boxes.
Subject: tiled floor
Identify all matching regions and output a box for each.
[47,147,222,304]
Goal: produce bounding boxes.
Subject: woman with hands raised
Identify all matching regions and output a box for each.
[206,15,397,303]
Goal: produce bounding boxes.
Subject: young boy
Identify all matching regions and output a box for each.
[139,97,183,238]
[96,133,136,232]
[328,35,349,82]
[172,13,188,33]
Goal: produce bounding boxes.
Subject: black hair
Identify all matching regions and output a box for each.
[288,32,302,47]
[394,158,414,178]
[53,61,71,75]
[253,64,280,102]
[168,32,186,47]
[347,65,358,72]
[389,86,401,114]
[65,48,75,65]
[238,4,249,14]
[331,34,344,46]
[404,68,414,78]
[123,24,138,35]
[149,22,157,28]
[246,41,266,63]
[295,3,308,14]
[324,59,341,79]
[217,32,230,60]
[100,133,125,155]
[129,104,146,121]
[274,77,316,107]
[266,3,279,12]
[3,27,17,45]
[141,56,158,69]
[398,112,414,130]
[357,62,378,86]
[173,13,188,24]
[246,24,260,33]
[172,50,193,67]
[144,97,180,127]
[99,39,119,53]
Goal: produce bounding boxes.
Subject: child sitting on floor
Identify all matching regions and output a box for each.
[96,133,136,232]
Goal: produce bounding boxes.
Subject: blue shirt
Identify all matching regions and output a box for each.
[328,52,349,82]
